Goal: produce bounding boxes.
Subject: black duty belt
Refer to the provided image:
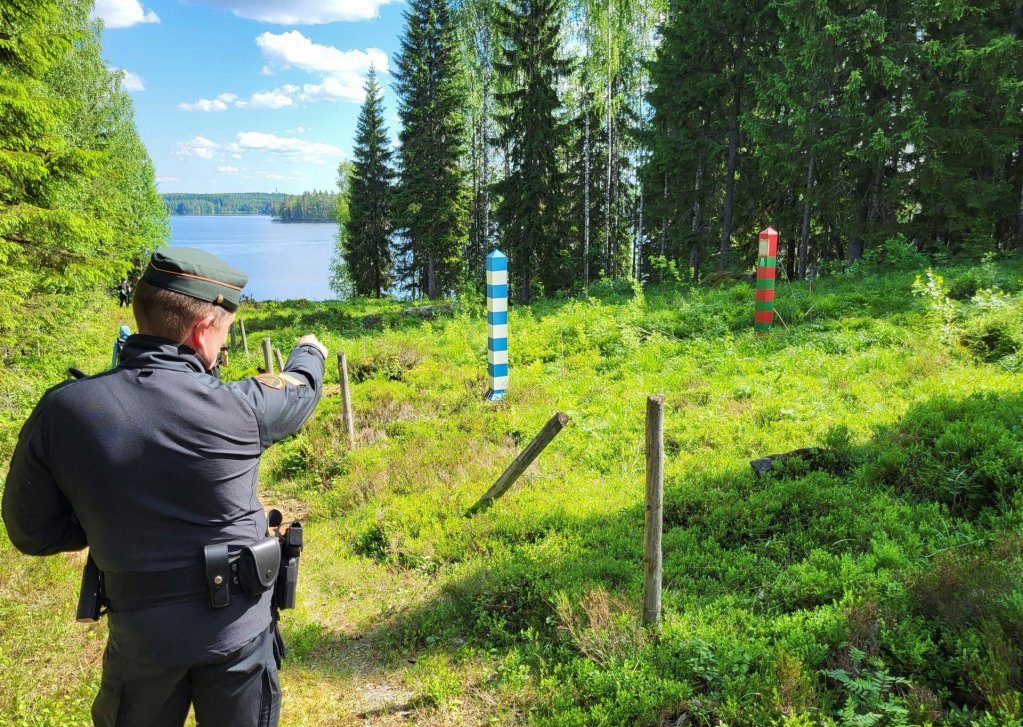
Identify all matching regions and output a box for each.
[103,563,243,612]
[102,537,280,612]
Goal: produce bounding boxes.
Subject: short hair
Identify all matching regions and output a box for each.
[132,280,230,341]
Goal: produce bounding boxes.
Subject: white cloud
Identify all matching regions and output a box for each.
[217,165,239,173]
[257,31,387,75]
[174,136,220,160]
[235,86,298,110]
[299,78,365,104]
[178,93,238,112]
[183,0,398,25]
[111,68,145,91]
[92,0,160,28]
[235,131,343,163]
[155,176,179,183]
[287,126,308,134]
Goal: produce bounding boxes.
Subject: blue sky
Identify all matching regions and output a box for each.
[95,0,408,194]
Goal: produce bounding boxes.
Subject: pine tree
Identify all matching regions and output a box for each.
[494,0,573,304]
[393,0,470,300]
[344,68,395,298]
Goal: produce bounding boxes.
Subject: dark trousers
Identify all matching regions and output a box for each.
[118,293,130,307]
[91,626,280,727]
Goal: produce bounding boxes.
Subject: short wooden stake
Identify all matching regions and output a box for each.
[262,337,274,374]
[240,318,249,354]
[643,395,664,628]
[337,351,355,448]
[468,412,570,515]
[274,347,285,372]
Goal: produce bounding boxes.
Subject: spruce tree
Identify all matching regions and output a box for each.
[344,68,395,298]
[494,0,572,304]
[393,0,470,299]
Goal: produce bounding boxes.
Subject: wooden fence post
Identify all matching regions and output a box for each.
[239,319,249,354]
[262,337,274,374]
[230,322,236,351]
[467,412,569,514]
[643,395,664,628]
[274,347,285,373]
[337,351,355,448]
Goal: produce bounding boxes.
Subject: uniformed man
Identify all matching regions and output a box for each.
[2,248,327,726]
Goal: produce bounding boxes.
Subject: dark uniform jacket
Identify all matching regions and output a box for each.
[2,335,324,666]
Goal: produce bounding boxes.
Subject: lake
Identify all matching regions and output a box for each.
[169,215,338,301]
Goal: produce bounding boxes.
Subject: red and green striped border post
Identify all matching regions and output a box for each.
[755,227,778,336]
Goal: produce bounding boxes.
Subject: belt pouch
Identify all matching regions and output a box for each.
[204,544,231,608]
[239,537,281,596]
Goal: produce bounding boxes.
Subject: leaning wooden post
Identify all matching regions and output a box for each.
[274,347,285,372]
[467,412,569,515]
[337,351,355,448]
[230,322,236,351]
[239,318,249,354]
[643,395,664,628]
[262,337,274,374]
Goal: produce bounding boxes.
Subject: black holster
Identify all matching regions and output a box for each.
[76,553,106,623]
[204,536,281,609]
[274,522,302,611]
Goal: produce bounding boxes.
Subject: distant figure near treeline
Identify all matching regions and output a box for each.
[118,277,132,307]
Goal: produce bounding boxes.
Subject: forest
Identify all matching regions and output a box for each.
[161,192,287,216]
[339,0,1022,303]
[271,190,341,222]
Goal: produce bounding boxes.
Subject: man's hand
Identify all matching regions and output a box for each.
[297,334,328,359]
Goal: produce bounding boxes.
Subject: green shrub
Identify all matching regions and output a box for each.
[959,298,1023,362]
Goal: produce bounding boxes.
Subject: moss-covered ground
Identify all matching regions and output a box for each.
[2,261,1023,725]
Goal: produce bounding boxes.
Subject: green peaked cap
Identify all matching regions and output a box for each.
[142,248,248,311]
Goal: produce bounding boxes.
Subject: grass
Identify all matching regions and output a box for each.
[2,260,1023,725]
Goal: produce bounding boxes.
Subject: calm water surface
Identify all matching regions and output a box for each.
[169,215,337,301]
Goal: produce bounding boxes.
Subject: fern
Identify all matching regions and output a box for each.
[823,648,911,727]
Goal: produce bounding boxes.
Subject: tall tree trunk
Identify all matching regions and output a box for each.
[846,179,868,266]
[659,172,667,283]
[719,82,741,271]
[481,19,492,263]
[785,234,796,280]
[584,91,591,291]
[1015,164,1023,248]
[799,151,815,279]
[691,156,704,282]
[427,252,437,299]
[605,1,613,278]
[635,158,643,279]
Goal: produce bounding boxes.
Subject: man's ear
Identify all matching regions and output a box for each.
[191,314,217,351]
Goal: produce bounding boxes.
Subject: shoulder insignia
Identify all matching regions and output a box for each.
[255,374,285,390]
[278,372,307,387]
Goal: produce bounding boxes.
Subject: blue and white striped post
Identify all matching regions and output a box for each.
[486,250,509,401]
